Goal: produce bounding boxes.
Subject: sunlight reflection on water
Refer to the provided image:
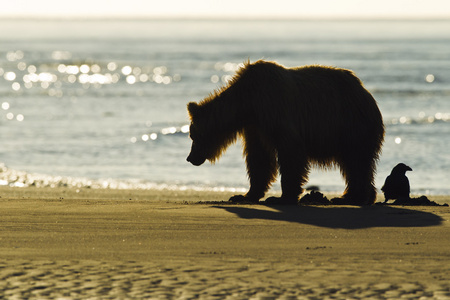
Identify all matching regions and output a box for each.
[1,52,184,124]
[2,53,179,98]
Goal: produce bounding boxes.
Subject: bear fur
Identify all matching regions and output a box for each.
[187,60,384,205]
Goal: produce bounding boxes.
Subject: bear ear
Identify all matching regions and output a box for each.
[187,102,200,119]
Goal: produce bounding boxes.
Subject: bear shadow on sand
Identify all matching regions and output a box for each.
[212,205,443,229]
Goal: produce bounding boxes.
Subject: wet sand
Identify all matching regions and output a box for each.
[0,186,449,299]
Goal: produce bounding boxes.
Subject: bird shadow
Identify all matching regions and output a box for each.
[212,204,444,229]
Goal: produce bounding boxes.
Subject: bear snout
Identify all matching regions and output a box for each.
[187,154,206,166]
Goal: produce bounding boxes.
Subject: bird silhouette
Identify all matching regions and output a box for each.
[381,163,412,203]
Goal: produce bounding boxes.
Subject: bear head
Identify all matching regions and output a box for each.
[186,102,216,166]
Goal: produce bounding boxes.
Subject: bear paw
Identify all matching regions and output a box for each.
[264,196,299,205]
[229,195,260,204]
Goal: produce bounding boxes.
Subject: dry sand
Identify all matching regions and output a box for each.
[0,186,449,299]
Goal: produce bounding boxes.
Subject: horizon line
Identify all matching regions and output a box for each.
[1,15,450,22]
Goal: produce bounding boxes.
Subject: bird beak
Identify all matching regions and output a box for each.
[407,166,412,171]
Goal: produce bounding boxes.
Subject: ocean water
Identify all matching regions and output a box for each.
[0,19,449,195]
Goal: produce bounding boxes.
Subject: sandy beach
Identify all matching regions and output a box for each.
[0,186,449,299]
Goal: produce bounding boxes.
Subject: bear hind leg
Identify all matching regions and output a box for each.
[336,156,377,205]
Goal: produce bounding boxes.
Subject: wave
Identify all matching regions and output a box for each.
[137,111,450,143]
[134,123,189,143]
[385,113,450,126]
[141,113,450,144]
[0,163,246,193]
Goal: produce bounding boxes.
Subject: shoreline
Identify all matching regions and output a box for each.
[1,186,449,298]
[1,185,449,203]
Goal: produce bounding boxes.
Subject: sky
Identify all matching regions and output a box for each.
[2,0,450,19]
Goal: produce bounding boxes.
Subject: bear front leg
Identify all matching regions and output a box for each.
[265,147,309,205]
[229,130,277,204]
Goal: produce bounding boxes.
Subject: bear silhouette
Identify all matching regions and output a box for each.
[187,60,384,205]
[382,163,412,202]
